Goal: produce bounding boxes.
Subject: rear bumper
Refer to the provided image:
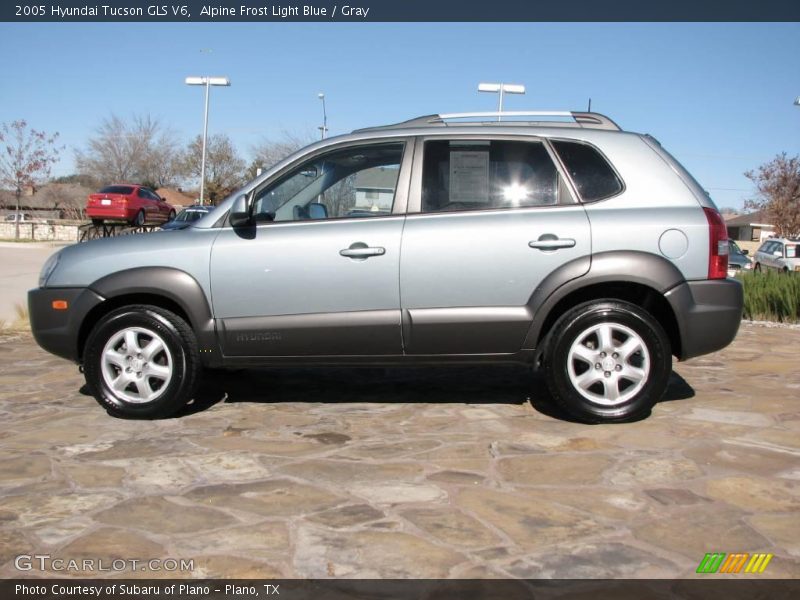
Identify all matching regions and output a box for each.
[28,287,104,363]
[85,206,136,221]
[665,278,743,361]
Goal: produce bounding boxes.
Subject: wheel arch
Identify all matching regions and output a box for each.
[78,267,219,365]
[526,251,685,362]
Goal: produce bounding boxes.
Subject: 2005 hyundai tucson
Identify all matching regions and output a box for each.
[29,110,743,422]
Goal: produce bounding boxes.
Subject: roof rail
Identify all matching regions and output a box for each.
[353,111,621,133]
[435,111,621,130]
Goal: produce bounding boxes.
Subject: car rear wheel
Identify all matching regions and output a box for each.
[83,305,200,418]
[168,210,176,221]
[131,210,145,227]
[91,218,103,227]
[543,300,671,423]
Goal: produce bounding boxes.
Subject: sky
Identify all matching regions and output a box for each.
[0,22,798,210]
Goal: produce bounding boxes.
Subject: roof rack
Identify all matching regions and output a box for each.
[354,111,621,133]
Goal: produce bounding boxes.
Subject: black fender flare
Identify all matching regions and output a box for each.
[523,250,685,349]
[87,267,221,366]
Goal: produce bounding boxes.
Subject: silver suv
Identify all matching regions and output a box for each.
[29,111,743,422]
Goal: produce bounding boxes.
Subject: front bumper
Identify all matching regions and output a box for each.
[28,287,104,363]
[665,278,743,361]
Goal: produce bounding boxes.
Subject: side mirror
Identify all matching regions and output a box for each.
[229,194,252,228]
[742,249,749,255]
[307,203,328,220]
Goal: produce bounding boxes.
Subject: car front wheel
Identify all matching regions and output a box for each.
[131,210,145,227]
[543,300,671,423]
[83,305,200,418]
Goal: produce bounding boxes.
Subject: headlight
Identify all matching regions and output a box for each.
[38,251,61,287]
[744,262,753,270]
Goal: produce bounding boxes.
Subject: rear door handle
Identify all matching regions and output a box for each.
[340,242,386,259]
[528,235,576,250]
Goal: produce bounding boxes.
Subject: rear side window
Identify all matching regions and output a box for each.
[99,185,133,195]
[421,139,571,213]
[551,140,623,202]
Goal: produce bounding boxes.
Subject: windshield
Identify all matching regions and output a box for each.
[99,185,134,195]
[175,209,207,223]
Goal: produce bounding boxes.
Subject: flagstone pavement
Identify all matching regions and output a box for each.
[0,323,798,579]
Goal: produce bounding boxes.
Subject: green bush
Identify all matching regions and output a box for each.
[739,270,800,323]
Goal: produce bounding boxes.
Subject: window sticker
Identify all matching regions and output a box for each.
[449,151,489,203]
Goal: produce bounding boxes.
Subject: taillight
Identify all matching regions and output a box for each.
[704,207,729,279]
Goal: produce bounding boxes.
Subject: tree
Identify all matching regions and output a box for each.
[38,183,91,221]
[247,131,316,180]
[52,173,100,189]
[0,120,62,239]
[75,114,180,188]
[745,153,800,238]
[179,134,246,204]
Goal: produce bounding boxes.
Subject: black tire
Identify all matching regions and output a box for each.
[91,218,103,227]
[543,300,671,423]
[131,210,145,227]
[754,263,761,273]
[83,305,201,418]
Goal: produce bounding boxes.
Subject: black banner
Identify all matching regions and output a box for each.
[3,0,800,22]
[4,579,800,599]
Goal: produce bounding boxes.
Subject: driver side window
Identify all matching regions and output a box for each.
[253,143,405,222]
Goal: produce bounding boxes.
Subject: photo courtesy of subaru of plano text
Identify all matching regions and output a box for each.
[29,111,743,423]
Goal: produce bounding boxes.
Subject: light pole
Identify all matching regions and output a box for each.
[794,96,800,107]
[185,76,230,205]
[318,92,328,139]
[478,83,526,120]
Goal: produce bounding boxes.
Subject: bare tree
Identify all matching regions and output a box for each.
[0,120,62,239]
[745,153,800,238]
[39,183,91,221]
[247,131,316,179]
[179,134,246,204]
[75,114,180,188]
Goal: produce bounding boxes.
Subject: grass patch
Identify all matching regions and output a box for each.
[0,303,30,333]
[739,270,800,323]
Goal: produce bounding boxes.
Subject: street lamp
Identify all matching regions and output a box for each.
[794,96,800,106]
[185,76,230,205]
[318,92,328,139]
[478,82,526,120]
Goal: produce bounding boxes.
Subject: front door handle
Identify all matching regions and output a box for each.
[528,234,576,250]
[340,242,386,259]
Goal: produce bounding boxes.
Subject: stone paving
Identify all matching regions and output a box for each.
[0,323,798,579]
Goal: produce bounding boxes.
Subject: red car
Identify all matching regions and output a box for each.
[85,184,176,226]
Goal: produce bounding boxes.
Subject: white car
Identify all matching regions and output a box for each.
[5,213,45,223]
[753,238,800,273]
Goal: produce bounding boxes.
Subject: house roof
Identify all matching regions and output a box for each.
[0,183,92,209]
[725,210,774,227]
